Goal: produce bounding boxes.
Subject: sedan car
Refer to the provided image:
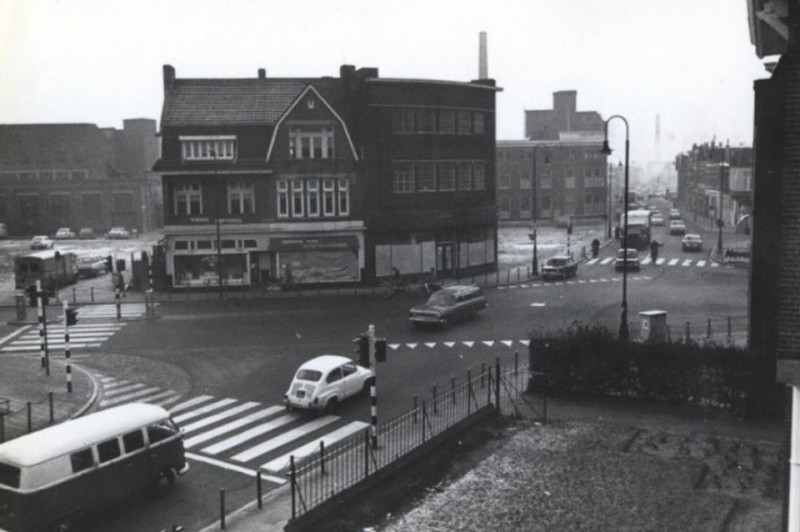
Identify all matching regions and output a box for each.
[651,213,665,226]
[409,285,487,329]
[681,234,703,252]
[77,255,109,278]
[614,248,640,271]
[669,220,687,235]
[30,235,54,250]
[78,227,96,239]
[284,355,374,411]
[541,255,578,280]
[106,227,130,239]
[669,209,681,220]
[54,227,76,240]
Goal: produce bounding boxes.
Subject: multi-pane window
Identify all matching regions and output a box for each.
[181,137,236,161]
[416,163,436,192]
[277,181,289,217]
[415,109,436,133]
[228,181,255,214]
[473,162,486,190]
[457,111,472,134]
[457,163,472,190]
[540,172,553,189]
[473,112,485,134]
[438,163,455,191]
[499,172,510,189]
[391,108,415,132]
[291,180,305,216]
[174,184,202,215]
[337,179,350,216]
[306,179,320,217]
[393,163,414,193]
[278,178,349,219]
[439,110,456,134]
[289,126,335,159]
[520,174,532,189]
[323,179,336,215]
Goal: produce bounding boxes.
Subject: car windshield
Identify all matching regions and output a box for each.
[78,256,97,263]
[427,292,456,306]
[547,258,567,267]
[617,249,637,258]
[296,369,323,382]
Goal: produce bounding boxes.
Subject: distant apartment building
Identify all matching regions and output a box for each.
[674,142,753,228]
[497,91,607,223]
[0,119,161,236]
[153,65,499,288]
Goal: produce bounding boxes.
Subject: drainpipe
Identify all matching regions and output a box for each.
[790,386,800,532]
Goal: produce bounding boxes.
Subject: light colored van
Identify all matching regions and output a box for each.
[0,403,189,532]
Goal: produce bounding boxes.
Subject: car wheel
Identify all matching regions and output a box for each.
[325,397,339,413]
[153,467,175,490]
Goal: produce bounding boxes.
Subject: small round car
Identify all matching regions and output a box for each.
[284,355,375,411]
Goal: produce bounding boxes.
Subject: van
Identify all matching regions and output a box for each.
[0,403,189,532]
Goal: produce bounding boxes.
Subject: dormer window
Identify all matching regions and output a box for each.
[181,136,236,161]
[288,125,334,159]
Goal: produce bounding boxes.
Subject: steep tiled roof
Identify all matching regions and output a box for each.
[161,78,343,127]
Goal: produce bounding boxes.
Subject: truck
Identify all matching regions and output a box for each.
[619,209,652,250]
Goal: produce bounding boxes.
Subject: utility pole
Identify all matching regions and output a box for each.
[368,324,377,450]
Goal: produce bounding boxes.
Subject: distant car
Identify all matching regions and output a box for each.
[651,213,665,226]
[409,285,487,329]
[78,227,96,239]
[541,255,578,280]
[669,209,681,220]
[77,255,109,278]
[284,355,374,411]
[54,227,76,240]
[0,223,7,238]
[30,235,54,250]
[669,220,687,235]
[615,248,640,271]
[681,234,703,252]
[106,227,130,239]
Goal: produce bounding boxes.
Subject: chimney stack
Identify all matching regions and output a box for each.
[258,68,266,79]
[479,32,488,79]
[163,65,175,95]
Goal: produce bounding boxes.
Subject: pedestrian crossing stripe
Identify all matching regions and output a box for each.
[260,421,370,473]
[104,382,147,397]
[76,303,156,318]
[0,323,127,353]
[184,407,284,448]
[100,386,162,408]
[173,398,238,424]
[656,258,666,265]
[586,258,600,265]
[600,257,614,265]
[697,260,707,267]
[641,257,652,265]
[668,258,680,266]
[232,416,339,463]
[682,259,692,267]
[182,402,260,434]
[202,412,302,456]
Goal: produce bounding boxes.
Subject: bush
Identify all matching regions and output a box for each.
[529,322,778,418]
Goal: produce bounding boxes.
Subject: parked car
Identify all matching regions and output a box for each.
[651,213,665,226]
[614,248,640,271]
[669,220,687,235]
[681,234,703,252]
[284,355,374,411]
[79,227,96,239]
[409,285,487,329]
[30,235,54,250]
[541,255,578,280]
[669,209,681,220]
[77,255,109,278]
[54,227,76,240]
[106,226,130,239]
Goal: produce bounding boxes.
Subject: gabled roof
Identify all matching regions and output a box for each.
[160,78,346,127]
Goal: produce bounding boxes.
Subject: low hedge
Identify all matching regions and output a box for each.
[529,323,779,418]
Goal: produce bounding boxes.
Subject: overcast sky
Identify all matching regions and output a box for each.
[0,0,769,165]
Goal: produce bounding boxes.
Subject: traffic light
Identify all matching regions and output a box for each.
[353,334,370,367]
[375,338,387,363]
[105,256,113,271]
[65,308,78,326]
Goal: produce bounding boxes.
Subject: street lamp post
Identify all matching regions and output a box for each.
[600,115,630,342]
[529,143,549,277]
[607,161,613,239]
[716,142,729,257]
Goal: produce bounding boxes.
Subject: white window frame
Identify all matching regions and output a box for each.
[227,181,255,215]
[393,163,414,193]
[416,163,436,192]
[180,136,236,161]
[438,162,456,191]
[337,179,350,216]
[291,180,305,217]
[457,162,472,191]
[307,179,320,217]
[277,180,289,218]
[174,183,203,215]
[323,179,336,216]
[289,126,335,160]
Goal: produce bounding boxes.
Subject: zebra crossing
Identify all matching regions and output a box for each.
[585,256,720,268]
[0,322,127,354]
[94,375,370,480]
[498,275,653,292]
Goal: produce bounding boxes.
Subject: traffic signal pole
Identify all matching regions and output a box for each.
[36,280,50,376]
[368,324,378,450]
[63,301,72,393]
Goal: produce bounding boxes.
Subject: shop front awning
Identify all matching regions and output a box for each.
[268,235,359,252]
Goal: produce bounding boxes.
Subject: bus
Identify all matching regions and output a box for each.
[619,209,652,250]
[14,250,78,292]
[0,403,189,532]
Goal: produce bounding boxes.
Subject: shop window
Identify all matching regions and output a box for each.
[197,241,212,250]
[174,241,189,251]
[221,240,236,249]
[243,239,257,248]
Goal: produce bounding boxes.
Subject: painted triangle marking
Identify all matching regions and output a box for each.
[406,343,418,349]
[443,342,456,348]
[501,340,514,348]
[424,342,437,348]
[462,341,475,348]
[482,341,495,347]
[530,302,546,307]
[519,339,530,346]
[389,343,401,350]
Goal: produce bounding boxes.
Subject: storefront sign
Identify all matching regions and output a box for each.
[269,236,359,252]
[723,248,750,264]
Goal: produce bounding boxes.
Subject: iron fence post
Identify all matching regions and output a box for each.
[220,488,226,530]
[451,377,456,404]
[514,351,519,375]
[432,385,438,414]
[728,316,732,340]
[480,363,485,388]
[467,370,472,416]
[413,395,417,423]
[422,401,427,443]
[48,392,54,423]
[290,456,296,522]
[320,441,325,476]
[495,357,501,409]
[364,429,370,479]
[27,402,31,433]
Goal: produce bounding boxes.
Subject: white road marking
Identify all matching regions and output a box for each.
[103,382,146,397]
[697,260,707,267]
[0,325,31,346]
[143,390,183,406]
[530,303,546,307]
[180,402,260,434]
[600,257,614,265]
[232,416,338,463]
[202,412,300,455]
[668,258,679,266]
[100,387,162,407]
[682,259,692,267]
[173,398,238,424]
[462,341,475,348]
[711,262,720,268]
[184,407,284,449]
[184,452,286,484]
[443,342,456,348]
[586,258,600,265]
[656,258,666,265]
[260,421,369,472]
[641,257,652,265]
[169,395,215,414]
[482,341,495,347]
[501,340,514,348]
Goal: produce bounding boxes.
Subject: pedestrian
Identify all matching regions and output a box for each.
[614,226,621,241]
[650,239,661,262]
[590,238,600,258]
[284,263,294,291]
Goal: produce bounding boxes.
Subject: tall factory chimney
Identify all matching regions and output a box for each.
[479,31,488,79]
[655,113,661,162]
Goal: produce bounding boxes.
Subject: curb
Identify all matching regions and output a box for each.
[71,364,100,418]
